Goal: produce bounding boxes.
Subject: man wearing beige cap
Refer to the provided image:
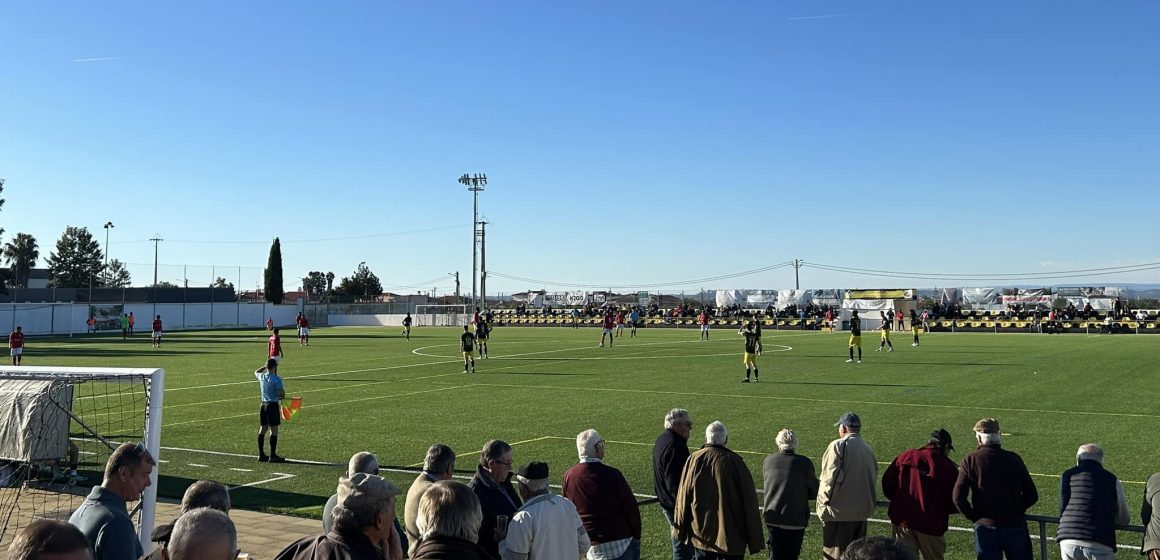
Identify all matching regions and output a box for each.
[276,473,404,560]
[952,418,1038,560]
[817,412,877,560]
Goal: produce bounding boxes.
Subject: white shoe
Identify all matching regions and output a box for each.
[845,359,854,363]
[912,343,918,346]
[875,348,882,352]
[857,360,862,364]
[888,347,894,352]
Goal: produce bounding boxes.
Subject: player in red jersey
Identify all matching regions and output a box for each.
[268,328,284,363]
[9,326,25,366]
[824,309,835,333]
[615,310,626,337]
[698,310,710,341]
[471,307,483,333]
[296,313,310,346]
[599,310,615,348]
[151,315,163,348]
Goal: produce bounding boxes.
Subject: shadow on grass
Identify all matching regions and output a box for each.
[154,474,325,512]
[32,347,225,357]
[487,371,596,377]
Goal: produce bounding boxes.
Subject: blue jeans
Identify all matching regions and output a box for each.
[973,525,1033,560]
[612,539,641,560]
[662,508,695,560]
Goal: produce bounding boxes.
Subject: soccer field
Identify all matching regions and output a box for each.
[30,325,1156,559]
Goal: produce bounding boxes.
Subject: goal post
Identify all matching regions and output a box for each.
[414,304,471,327]
[0,366,164,554]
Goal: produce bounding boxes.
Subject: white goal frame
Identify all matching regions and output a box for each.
[0,366,164,553]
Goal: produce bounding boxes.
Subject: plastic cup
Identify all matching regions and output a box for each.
[496,515,509,533]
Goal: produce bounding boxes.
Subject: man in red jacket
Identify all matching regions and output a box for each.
[881,429,959,560]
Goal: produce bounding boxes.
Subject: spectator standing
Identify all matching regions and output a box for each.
[653,409,694,560]
[412,481,490,560]
[881,429,959,560]
[468,440,522,559]
[816,412,877,560]
[952,418,1038,560]
[142,480,231,560]
[68,443,155,560]
[323,452,409,556]
[499,461,590,560]
[9,326,25,366]
[1142,469,1160,560]
[562,429,642,560]
[7,520,92,560]
[166,509,236,560]
[673,421,764,559]
[1057,444,1130,560]
[405,444,457,557]
[275,473,403,560]
[762,429,818,560]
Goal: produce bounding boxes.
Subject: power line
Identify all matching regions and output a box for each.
[804,262,1160,282]
[156,225,469,245]
[488,261,796,289]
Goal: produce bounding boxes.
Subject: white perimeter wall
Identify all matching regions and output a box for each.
[0,302,303,336]
[328,313,470,327]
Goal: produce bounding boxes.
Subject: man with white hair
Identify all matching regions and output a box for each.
[143,480,231,560]
[817,412,877,560]
[1056,444,1130,560]
[405,444,457,556]
[653,408,694,560]
[562,429,642,560]
[499,461,590,560]
[673,421,764,559]
[166,508,237,560]
[762,429,818,560]
[952,418,1038,560]
[276,473,404,560]
[411,481,490,559]
[322,452,407,558]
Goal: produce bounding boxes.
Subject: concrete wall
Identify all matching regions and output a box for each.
[328,313,470,327]
[0,302,302,336]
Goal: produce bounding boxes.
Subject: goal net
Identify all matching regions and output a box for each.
[0,367,164,554]
[414,304,471,327]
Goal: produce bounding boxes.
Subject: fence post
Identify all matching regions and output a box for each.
[1038,519,1048,560]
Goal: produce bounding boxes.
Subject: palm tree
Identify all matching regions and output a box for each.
[4,233,39,288]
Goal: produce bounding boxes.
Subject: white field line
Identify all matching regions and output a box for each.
[443,381,1160,420]
[229,472,295,490]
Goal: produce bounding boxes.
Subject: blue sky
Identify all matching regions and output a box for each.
[2,1,1158,295]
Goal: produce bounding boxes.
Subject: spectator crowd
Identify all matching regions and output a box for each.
[10,412,1160,560]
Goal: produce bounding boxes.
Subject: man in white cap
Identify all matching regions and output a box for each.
[499,461,590,560]
[817,412,877,560]
[275,473,403,560]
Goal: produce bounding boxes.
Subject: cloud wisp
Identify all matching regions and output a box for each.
[787,13,855,21]
[72,57,124,63]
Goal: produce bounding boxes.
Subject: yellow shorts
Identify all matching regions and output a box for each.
[849,335,862,348]
[742,352,757,366]
[880,330,890,341]
[912,327,921,335]
[462,351,473,359]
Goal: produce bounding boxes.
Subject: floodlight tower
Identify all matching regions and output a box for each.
[458,173,487,308]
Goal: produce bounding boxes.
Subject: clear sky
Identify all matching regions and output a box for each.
[2,1,1158,295]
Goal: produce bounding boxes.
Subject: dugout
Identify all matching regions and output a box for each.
[839,289,917,331]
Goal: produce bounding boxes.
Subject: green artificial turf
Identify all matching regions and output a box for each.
[26,325,1156,559]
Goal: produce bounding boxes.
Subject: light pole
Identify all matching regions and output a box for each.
[458,173,487,309]
[103,222,114,284]
[358,261,367,302]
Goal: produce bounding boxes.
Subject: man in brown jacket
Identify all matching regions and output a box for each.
[674,421,764,559]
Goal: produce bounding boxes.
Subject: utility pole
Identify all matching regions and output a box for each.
[450,271,461,304]
[793,259,803,290]
[149,236,163,286]
[479,221,487,310]
[458,173,487,309]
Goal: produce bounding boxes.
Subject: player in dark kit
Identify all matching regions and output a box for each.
[739,321,760,383]
[460,325,476,373]
[476,320,490,359]
[402,313,413,340]
[846,310,863,364]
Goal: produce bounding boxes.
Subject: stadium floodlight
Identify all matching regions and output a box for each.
[102,222,114,284]
[457,174,487,309]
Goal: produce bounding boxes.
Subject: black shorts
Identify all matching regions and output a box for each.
[260,402,281,427]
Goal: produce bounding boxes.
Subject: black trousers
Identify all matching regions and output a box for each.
[766,525,805,560]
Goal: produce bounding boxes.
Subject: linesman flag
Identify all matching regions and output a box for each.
[281,396,303,421]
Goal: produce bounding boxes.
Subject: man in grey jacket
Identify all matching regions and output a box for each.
[68,443,155,560]
[763,428,818,560]
[816,412,877,560]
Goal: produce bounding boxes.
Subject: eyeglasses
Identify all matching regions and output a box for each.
[493,459,513,468]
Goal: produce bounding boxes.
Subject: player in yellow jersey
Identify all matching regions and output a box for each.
[846,310,863,364]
